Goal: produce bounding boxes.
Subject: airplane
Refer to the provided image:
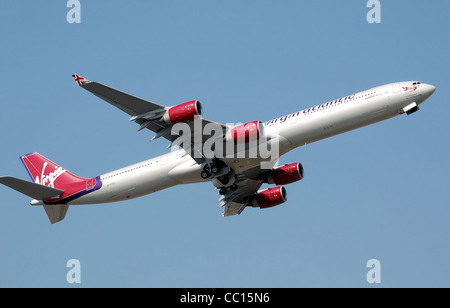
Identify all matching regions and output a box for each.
[0,75,436,223]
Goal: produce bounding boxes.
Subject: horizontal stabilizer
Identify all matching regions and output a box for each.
[0,176,64,200]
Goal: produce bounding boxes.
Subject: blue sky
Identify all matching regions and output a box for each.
[0,0,449,287]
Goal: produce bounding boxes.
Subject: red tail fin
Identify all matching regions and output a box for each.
[20,152,88,190]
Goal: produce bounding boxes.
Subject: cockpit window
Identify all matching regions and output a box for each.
[413,81,422,85]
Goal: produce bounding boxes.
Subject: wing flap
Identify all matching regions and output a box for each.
[222,201,247,217]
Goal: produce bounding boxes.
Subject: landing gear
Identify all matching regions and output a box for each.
[217,175,229,185]
[218,184,237,195]
[211,165,219,174]
[201,163,214,179]
[201,159,228,179]
[201,159,237,194]
[201,170,210,179]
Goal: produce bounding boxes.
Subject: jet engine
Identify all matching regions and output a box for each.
[267,163,304,185]
[251,186,287,209]
[162,100,202,124]
[225,120,265,144]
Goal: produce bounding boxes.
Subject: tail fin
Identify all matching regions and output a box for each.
[19,152,89,224]
[20,152,87,190]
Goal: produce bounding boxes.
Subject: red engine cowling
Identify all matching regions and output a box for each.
[226,120,265,144]
[252,186,287,209]
[162,100,202,124]
[268,163,304,185]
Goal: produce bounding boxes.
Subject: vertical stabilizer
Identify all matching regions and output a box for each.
[20,152,87,189]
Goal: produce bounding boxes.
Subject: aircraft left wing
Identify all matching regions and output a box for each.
[72,74,227,161]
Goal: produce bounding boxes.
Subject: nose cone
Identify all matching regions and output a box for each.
[423,84,436,98]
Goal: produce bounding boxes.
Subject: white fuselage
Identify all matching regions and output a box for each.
[70,81,435,205]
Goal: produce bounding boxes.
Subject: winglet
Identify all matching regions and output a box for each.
[72,74,91,86]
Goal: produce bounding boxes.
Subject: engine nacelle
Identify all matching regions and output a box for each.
[162,100,202,124]
[225,120,265,144]
[267,162,304,185]
[252,186,287,209]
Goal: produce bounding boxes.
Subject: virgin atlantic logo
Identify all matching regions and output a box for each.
[35,162,66,188]
[402,85,417,93]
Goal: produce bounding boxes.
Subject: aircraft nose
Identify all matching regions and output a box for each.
[423,84,436,97]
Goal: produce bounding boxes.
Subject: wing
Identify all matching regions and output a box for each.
[219,164,278,216]
[219,177,263,216]
[72,74,165,116]
[218,156,281,216]
[72,74,226,161]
